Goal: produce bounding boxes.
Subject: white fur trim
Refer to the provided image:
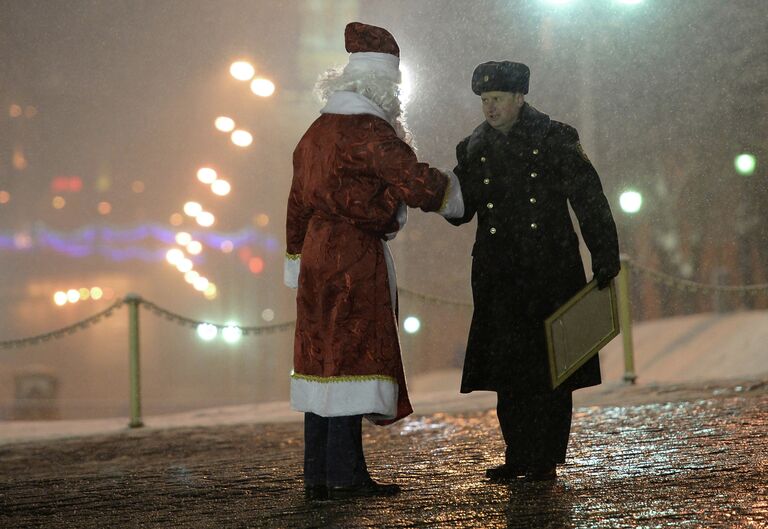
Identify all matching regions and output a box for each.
[345,52,400,82]
[290,372,398,419]
[438,170,465,219]
[284,255,300,289]
[320,90,389,122]
[382,239,398,310]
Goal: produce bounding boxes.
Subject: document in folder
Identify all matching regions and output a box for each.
[545,279,620,389]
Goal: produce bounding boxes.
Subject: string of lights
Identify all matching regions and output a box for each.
[4,258,766,350]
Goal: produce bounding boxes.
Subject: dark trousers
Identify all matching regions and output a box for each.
[496,388,573,468]
[304,412,370,487]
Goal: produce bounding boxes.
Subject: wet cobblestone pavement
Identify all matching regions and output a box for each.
[1,382,766,528]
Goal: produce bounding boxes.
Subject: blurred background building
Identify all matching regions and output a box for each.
[1,0,765,419]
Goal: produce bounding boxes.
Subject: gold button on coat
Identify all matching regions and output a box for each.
[480,156,486,163]
[529,197,537,204]
[483,178,490,185]
[530,172,538,178]
[533,148,539,155]
[486,202,494,209]
[530,223,538,230]
[489,227,497,234]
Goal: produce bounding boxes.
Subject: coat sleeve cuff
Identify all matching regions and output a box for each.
[438,170,465,219]
[383,202,408,241]
[284,253,300,288]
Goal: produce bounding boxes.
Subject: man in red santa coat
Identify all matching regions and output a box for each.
[284,22,463,501]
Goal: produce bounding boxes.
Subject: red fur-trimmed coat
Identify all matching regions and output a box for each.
[286,109,448,424]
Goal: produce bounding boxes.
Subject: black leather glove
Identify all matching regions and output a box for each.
[594,267,617,290]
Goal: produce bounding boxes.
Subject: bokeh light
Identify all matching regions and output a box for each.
[131,180,145,193]
[193,276,210,292]
[231,129,253,147]
[53,291,68,306]
[175,232,192,246]
[403,316,421,334]
[196,211,215,227]
[211,179,231,196]
[0,191,10,204]
[52,196,66,209]
[734,153,757,176]
[248,257,264,274]
[166,248,185,265]
[187,240,203,255]
[183,201,203,217]
[176,258,194,273]
[66,289,81,303]
[261,308,275,322]
[197,167,218,184]
[254,213,270,227]
[184,270,200,284]
[97,201,112,215]
[222,323,243,343]
[197,323,218,341]
[204,283,218,300]
[220,240,234,253]
[214,116,235,133]
[90,287,103,300]
[619,190,643,214]
[78,287,90,300]
[229,60,255,81]
[250,77,275,97]
[169,213,184,226]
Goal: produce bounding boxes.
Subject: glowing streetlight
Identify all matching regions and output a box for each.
[183,201,203,217]
[193,276,210,292]
[403,316,421,334]
[619,190,643,214]
[187,240,203,255]
[197,167,218,184]
[230,61,255,81]
[176,258,194,273]
[250,77,275,97]
[196,211,215,227]
[204,283,218,300]
[214,116,235,133]
[222,323,243,344]
[734,153,757,176]
[175,232,192,246]
[166,248,185,265]
[197,323,218,341]
[231,129,253,147]
[211,179,231,196]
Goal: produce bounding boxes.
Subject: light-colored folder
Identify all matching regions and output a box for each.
[545,279,620,389]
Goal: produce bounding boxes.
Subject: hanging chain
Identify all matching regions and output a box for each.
[0,299,125,349]
[137,298,296,335]
[627,260,768,295]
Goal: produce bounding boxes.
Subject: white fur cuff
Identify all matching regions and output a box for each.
[439,170,465,219]
[284,255,300,289]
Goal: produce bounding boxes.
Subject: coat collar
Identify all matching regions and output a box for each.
[320,90,390,123]
[466,103,551,157]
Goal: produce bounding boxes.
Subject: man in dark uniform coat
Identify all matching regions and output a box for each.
[445,61,620,481]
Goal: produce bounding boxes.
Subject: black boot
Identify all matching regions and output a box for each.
[486,464,527,482]
[304,484,329,501]
[329,478,401,499]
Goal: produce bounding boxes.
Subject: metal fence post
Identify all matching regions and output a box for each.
[125,294,144,428]
[616,256,637,384]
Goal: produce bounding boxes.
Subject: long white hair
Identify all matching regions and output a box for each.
[314,66,414,147]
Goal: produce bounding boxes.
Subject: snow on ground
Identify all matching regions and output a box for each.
[1,310,766,445]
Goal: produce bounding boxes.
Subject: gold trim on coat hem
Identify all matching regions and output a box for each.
[285,252,301,260]
[291,372,396,384]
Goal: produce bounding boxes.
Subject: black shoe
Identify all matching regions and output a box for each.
[304,484,329,501]
[524,465,557,482]
[328,479,401,499]
[486,464,526,482]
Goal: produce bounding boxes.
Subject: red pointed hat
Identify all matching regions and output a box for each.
[344,22,400,58]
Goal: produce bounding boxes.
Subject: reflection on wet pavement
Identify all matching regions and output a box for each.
[0,389,765,528]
